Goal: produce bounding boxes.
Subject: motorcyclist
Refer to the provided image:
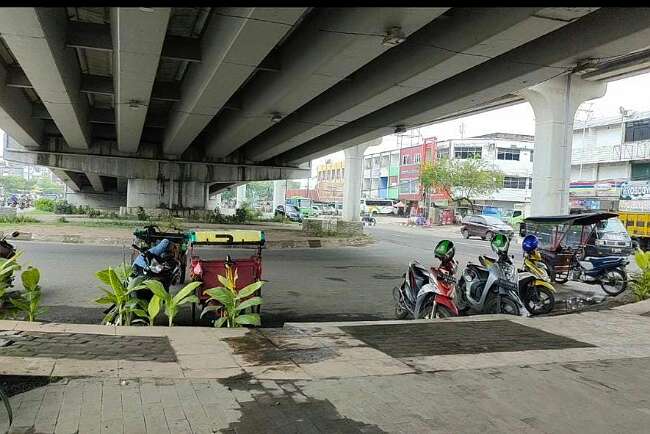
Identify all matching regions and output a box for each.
[132,238,176,275]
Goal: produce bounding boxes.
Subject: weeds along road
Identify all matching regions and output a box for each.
[12,221,614,326]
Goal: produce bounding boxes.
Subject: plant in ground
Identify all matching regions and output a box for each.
[10,266,45,321]
[94,266,145,325]
[34,197,55,212]
[0,253,22,301]
[201,264,263,327]
[143,280,201,327]
[631,248,650,301]
[128,295,162,326]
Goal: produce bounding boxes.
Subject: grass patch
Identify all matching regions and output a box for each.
[0,215,40,224]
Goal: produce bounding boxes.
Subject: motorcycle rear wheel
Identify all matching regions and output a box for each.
[522,285,555,315]
[600,269,627,296]
[394,302,408,319]
[484,295,520,316]
[424,303,453,319]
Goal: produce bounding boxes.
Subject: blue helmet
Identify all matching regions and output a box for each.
[522,234,539,253]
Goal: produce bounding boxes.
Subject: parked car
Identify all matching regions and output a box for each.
[311,206,322,217]
[460,215,514,240]
[275,204,302,222]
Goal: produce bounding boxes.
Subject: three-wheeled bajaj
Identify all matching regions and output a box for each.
[520,212,629,296]
[187,230,264,324]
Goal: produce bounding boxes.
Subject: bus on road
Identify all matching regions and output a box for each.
[361,199,396,215]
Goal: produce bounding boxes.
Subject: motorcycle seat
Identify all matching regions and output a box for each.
[583,256,627,268]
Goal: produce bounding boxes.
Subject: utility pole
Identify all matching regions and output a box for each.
[578,102,594,179]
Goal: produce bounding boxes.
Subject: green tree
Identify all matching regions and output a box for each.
[420,158,504,212]
[246,181,273,202]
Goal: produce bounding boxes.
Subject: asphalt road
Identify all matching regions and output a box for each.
[10,220,615,327]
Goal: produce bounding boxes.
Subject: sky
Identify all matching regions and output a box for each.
[307,72,650,178]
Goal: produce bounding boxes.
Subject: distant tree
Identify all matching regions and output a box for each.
[246,181,273,202]
[420,158,504,212]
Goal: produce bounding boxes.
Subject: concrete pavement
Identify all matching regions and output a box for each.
[3,300,650,432]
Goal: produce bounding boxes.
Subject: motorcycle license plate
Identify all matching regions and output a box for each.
[612,248,622,253]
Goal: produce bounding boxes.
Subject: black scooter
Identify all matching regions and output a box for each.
[0,231,20,259]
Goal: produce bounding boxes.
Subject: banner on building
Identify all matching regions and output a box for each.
[620,180,650,200]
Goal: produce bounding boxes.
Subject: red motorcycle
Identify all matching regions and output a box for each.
[393,240,459,319]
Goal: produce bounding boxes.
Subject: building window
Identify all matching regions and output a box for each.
[528,177,533,189]
[454,146,482,159]
[364,158,372,169]
[390,152,399,167]
[437,148,449,159]
[373,156,380,168]
[503,176,528,189]
[414,154,421,163]
[425,149,432,161]
[497,148,520,161]
[402,155,408,165]
[625,118,650,142]
[529,150,534,162]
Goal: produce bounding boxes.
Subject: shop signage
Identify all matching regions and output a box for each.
[620,180,650,200]
[619,199,650,212]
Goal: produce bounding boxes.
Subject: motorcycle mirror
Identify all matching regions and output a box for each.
[11,231,19,238]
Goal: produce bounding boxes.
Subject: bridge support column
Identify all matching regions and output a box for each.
[272,180,286,212]
[518,75,606,216]
[126,179,208,209]
[236,184,247,209]
[343,144,368,221]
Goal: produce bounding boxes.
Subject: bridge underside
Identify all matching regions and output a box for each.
[1,7,650,209]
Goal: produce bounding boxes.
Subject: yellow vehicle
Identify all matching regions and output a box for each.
[618,211,650,250]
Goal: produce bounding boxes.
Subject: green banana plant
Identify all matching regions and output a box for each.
[0,252,22,301]
[10,266,45,322]
[128,295,162,326]
[201,264,264,328]
[143,280,201,327]
[95,267,145,325]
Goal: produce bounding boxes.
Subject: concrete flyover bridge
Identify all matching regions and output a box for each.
[1,7,650,215]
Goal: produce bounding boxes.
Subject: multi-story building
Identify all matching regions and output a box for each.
[433,133,535,212]
[361,148,401,200]
[398,137,443,206]
[315,159,344,203]
[570,110,650,212]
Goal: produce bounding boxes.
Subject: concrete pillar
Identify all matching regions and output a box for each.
[126,178,207,209]
[272,180,286,211]
[236,184,247,209]
[205,189,221,211]
[343,139,381,221]
[518,75,606,216]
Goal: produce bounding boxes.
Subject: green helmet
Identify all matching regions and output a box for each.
[491,233,510,254]
[434,239,455,262]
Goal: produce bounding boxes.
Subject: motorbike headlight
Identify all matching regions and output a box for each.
[149,261,163,273]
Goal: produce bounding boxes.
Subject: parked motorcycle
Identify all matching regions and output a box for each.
[519,235,556,315]
[394,240,459,319]
[131,241,182,295]
[102,239,182,323]
[482,235,555,315]
[567,246,629,296]
[457,234,525,316]
[0,231,19,259]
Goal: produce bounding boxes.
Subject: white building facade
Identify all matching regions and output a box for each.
[435,133,535,212]
[569,110,650,211]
